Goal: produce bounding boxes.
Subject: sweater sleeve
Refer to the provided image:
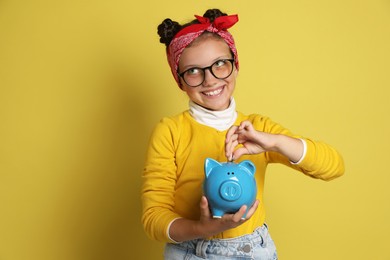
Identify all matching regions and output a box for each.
[254,115,345,181]
[291,138,345,181]
[141,118,181,243]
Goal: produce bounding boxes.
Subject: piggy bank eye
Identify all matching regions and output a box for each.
[232,172,235,175]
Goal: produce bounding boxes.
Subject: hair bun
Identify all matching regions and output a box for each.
[157,18,182,47]
[203,9,227,23]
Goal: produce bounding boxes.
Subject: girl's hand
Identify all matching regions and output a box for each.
[225,121,276,161]
[225,120,304,163]
[195,196,260,239]
[169,196,259,242]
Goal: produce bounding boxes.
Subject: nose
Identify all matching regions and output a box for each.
[202,68,218,87]
[220,181,242,201]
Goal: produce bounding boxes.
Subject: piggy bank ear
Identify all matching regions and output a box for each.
[204,158,222,178]
[239,160,256,176]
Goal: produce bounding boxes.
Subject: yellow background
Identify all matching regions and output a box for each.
[1,0,389,259]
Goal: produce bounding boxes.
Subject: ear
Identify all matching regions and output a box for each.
[238,160,256,176]
[233,66,238,78]
[204,158,222,178]
[177,75,184,90]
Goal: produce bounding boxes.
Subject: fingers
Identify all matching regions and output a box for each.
[238,120,249,130]
[232,147,246,161]
[243,200,260,219]
[238,121,255,137]
[225,125,239,161]
[232,200,259,222]
[232,205,248,222]
[225,139,239,161]
[199,196,211,219]
[225,125,238,143]
[225,121,255,161]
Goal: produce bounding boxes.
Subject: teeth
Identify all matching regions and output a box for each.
[204,88,222,96]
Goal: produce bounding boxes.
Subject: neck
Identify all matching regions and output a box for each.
[189,98,237,131]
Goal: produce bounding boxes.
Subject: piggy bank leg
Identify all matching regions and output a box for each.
[212,209,224,219]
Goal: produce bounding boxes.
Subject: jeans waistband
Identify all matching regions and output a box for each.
[175,224,269,259]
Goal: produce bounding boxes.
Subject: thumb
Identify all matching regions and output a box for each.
[232,147,247,160]
[199,196,211,218]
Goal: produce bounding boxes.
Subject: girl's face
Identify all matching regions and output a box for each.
[178,35,238,111]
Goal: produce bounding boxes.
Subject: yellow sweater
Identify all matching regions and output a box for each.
[141,111,344,243]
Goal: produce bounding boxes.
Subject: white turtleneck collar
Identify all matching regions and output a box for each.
[189,98,238,131]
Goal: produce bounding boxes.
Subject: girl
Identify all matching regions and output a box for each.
[142,8,344,259]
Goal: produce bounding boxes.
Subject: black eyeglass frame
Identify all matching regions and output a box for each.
[177,59,235,87]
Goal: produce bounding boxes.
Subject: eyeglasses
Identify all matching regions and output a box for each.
[178,59,235,87]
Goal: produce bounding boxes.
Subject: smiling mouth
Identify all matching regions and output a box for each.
[203,87,223,96]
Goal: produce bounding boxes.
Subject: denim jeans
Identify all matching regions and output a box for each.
[164,224,278,259]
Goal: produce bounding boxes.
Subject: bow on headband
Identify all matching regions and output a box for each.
[173,14,239,39]
[167,14,240,87]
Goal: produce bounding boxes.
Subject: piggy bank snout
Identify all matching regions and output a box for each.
[219,180,242,201]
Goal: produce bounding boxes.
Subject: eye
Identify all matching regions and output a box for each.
[186,67,201,75]
[214,59,227,67]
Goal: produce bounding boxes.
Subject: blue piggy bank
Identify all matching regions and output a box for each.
[203,158,257,219]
